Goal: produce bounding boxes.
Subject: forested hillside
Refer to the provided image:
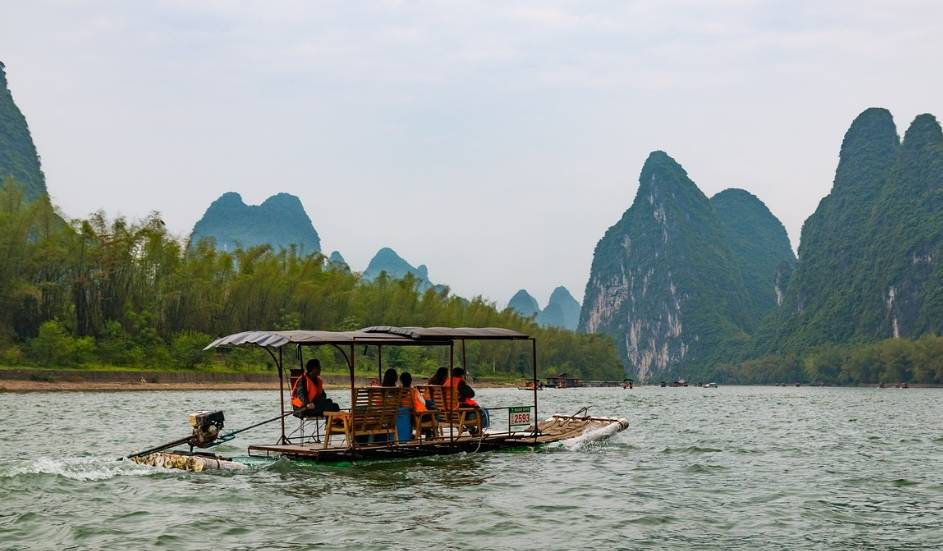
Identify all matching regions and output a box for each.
[729,108,943,385]
[578,109,943,386]
[711,189,796,318]
[0,180,621,379]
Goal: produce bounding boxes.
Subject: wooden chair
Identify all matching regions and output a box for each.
[419,384,482,437]
[323,387,405,448]
[406,387,440,441]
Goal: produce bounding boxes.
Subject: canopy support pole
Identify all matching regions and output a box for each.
[350,344,356,406]
[461,339,467,375]
[258,345,287,443]
[531,338,538,440]
[449,340,454,448]
[377,344,383,383]
[278,347,286,444]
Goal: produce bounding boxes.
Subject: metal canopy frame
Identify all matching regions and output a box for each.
[206,327,540,445]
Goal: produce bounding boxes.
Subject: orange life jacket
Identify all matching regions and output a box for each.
[401,387,428,412]
[290,373,323,408]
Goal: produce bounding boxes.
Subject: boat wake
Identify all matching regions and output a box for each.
[1,456,158,481]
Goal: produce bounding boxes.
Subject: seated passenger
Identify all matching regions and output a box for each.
[399,372,428,413]
[427,367,449,386]
[448,367,490,432]
[291,359,339,417]
[400,372,435,439]
[381,367,399,387]
[424,367,450,409]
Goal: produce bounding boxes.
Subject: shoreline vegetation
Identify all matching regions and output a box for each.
[0,180,623,383]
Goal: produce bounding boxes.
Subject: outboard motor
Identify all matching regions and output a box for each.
[188,410,225,447]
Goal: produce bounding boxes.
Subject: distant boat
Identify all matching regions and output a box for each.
[518,379,544,391]
[544,372,584,389]
[704,382,718,388]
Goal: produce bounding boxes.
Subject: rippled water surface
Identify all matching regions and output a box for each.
[2,386,942,550]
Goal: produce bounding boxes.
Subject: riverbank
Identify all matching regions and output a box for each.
[0,380,282,392]
[1,367,354,392]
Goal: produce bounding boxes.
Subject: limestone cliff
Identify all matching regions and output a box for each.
[580,151,793,380]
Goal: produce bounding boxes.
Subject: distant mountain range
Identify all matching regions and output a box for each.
[506,287,581,330]
[0,61,47,200]
[189,192,321,254]
[7,57,942,384]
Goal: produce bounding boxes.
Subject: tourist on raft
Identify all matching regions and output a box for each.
[399,372,428,412]
[422,367,450,409]
[291,359,339,417]
[381,368,399,387]
[400,371,435,439]
[448,367,490,432]
[427,367,449,385]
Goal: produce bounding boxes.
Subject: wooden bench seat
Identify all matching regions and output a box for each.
[323,387,405,448]
[418,384,482,437]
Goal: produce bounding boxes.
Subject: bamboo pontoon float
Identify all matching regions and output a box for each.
[128,326,629,468]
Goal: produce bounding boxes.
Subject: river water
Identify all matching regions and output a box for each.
[1,386,941,550]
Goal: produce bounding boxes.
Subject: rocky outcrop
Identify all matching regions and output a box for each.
[189,192,321,254]
[0,61,47,200]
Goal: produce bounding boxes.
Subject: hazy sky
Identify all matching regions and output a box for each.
[2,1,942,307]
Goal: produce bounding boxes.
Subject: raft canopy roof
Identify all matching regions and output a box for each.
[204,326,531,350]
[361,326,530,340]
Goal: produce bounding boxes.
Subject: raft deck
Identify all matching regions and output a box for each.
[246,415,628,462]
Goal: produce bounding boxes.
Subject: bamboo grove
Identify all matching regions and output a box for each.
[0,179,623,379]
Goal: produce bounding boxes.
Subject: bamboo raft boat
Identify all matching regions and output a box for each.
[126,326,630,470]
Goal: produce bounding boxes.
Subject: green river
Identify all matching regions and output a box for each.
[1,386,941,549]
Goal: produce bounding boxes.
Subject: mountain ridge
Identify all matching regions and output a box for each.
[189,192,321,254]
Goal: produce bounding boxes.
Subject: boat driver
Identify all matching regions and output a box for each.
[291,359,339,417]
